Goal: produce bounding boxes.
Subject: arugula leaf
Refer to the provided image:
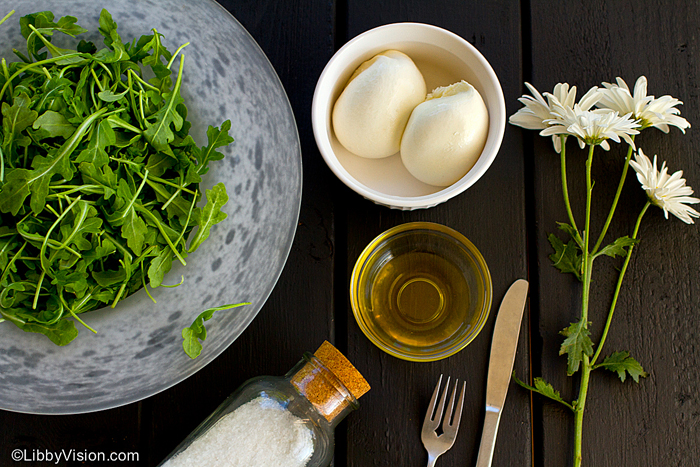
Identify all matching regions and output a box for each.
[97,88,128,103]
[0,10,236,357]
[51,269,89,295]
[187,182,228,253]
[2,92,37,154]
[20,12,87,39]
[92,268,126,287]
[596,236,639,259]
[144,56,184,151]
[121,209,148,256]
[24,22,85,65]
[94,9,128,62]
[197,120,234,174]
[596,351,648,383]
[140,30,172,67]
[0,307,78,345]
[20,12,87,62]
[181,303,249,358]
[559,317,594,375]
[75,119,115,167]
[78,162,117,199]
[548,233,583,281]
[147,246,174,288]
[146,152,175,177]
[0,169,31,215]
[33,110,75,138]
[23,107,107,214]
[57,200,101,253]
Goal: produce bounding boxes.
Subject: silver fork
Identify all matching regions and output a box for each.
[421,375,466,467]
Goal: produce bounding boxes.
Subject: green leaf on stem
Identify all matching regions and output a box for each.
[94,9,128,62]
[143,56,184,151]
[196,120,234,175]
[187,182,228,253]
[181,302,249,358]
[534,377,566,403]
[75,119,115,167]
[596,351,648,383]
[147,246,173,288]
[557,222,583,248]
[559,317,594,375]
[33,110,75,138]
[596,236,639,259]
[512,372,574,410]
[548,233,583,281]
[2,92,37,153]
[121,209,147,256]
[0,307,78,346]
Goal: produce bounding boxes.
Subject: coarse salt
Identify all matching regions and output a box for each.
[163,396,314,467]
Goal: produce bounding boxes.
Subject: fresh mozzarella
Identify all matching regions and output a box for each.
[332,50,426,159]
[400,81,489,186]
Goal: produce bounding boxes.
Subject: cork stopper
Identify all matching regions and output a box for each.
[290,341,370,423]
[313,341,371,399]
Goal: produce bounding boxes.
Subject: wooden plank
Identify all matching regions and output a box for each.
[0,406,141,465]
[529,1,700,465]
[340,2,531,466]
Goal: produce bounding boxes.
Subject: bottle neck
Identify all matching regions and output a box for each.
[287,353,359,427]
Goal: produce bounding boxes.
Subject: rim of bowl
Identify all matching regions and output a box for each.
[0,0,304,415]
[350,222,493,361]
[312,22,506,209]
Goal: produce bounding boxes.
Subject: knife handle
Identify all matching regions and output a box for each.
[475,406,502,467]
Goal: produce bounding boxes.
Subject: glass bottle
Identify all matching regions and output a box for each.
[159,341,370,467]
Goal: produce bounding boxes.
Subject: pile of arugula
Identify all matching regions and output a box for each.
[0,9,245,358]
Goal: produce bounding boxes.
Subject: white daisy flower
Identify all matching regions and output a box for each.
[629,148,700,224]
[509,82,556,130]
[541,104,640,151]
[510,83,601,152]
[597,76,690,133]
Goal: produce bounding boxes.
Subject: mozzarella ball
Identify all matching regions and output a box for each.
[332,50,426,159]
[400,81,489,186]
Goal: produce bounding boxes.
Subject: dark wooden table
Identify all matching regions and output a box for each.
[2,1,700,466]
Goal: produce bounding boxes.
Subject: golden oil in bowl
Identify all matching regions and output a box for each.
[350,222,492,362]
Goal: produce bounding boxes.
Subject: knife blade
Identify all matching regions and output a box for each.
[475,279,529,467]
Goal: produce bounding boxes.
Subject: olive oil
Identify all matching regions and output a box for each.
[368,251,477,349]
[351,222,492,361]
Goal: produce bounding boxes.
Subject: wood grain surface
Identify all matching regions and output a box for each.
[2,0,700,466]
[530,1,700,466]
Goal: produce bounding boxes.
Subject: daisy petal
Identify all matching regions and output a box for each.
[630,149,700,223]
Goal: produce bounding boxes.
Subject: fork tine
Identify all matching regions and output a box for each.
[433,376,450,424]
[423,374,443,429]
[441,378,458,431]
[443,381,466,433]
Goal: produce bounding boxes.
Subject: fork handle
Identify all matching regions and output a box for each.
[475,407,502,467]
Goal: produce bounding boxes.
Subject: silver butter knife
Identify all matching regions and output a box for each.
[475,279,529,467]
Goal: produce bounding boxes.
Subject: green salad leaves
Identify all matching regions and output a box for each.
[0,9,244,358]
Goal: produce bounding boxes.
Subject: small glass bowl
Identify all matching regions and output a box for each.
[350,222,492,361]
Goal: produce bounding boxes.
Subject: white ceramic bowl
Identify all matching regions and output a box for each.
[312,23,506,210]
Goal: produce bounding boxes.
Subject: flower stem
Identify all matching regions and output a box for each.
[592,141,635,255]
[560,135,583,243]
[574,358,591,467]
[582,144,595,317]
[573,144,596,467]
[591,201,650,366]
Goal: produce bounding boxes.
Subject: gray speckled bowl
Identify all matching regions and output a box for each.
[0,0,302,414]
